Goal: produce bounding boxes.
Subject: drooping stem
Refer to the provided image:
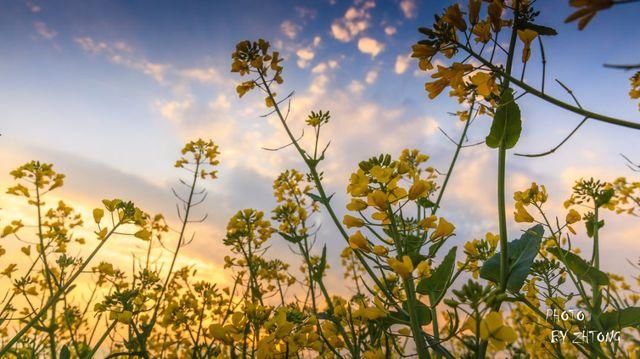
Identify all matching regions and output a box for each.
[456,41,640,131]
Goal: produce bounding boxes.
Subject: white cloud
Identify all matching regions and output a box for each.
[309,74,329,95]
[313,36,322,47]
[296,48,315,68]
[280,20,301,39]
[330,1,375,42]
[357,37,384,57]
[311,59,339,74]
[394,53,411,74]
[384,26,397,36]
[311,63,328,74]
[178,67,222,84]
[75,37,226,86]
[110,54,169,83]
[348,80,365,95]
[424,118,439,136]
[75,37,108,54]
[399,0,417,18]
[34,21,57,40]
[209,94,231,110]
[76,37,169,82]
[365,69,378,84]
[155,98,194,124]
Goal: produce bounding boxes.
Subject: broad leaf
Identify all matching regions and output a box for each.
[600,307,640,330]
[402,300,432,325]
[480,225,543,291]
[547,246,609,286]
[417,247,457,305]
[486,89,522,149]
[585,218,605,238]
[59,345,70,359]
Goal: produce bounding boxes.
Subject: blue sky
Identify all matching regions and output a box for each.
[0,0,639,287]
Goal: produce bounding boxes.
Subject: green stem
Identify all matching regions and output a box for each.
[142,157,202,353]
[477,2,520,357]
[85,320,118,358]
[404,280,431,359]
[256,70,406,315]
[431,101,475,217]
[456,42,640,131]
[0,223,122,356]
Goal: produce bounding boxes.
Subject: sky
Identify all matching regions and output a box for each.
[0,0,639,292]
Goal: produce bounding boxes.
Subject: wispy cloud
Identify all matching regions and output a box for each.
[330,0,375,42]
[365,69,378,84]
[280,20,301,39]
[75,36,224,86]
[399,0,417,19]
[34,21,57,40]
[75,37,169,82]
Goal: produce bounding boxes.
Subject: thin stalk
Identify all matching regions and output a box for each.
[456,41,640,131]
[0,223,122,356]
[142,158,202,353]
[85,320,118,358]
[256,70,406,315]
[430,101,475,216]
[35,183,57,359]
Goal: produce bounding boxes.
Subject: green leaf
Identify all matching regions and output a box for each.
[278,231,303,244]
[417,198,437,209]
[314,245,327,281]
[416,247,457,305]
[600,307,640,330]
[59,345,71,359]
[522,22,558,36]
[547,246,609,286]
[427,240,445,258]
[480,225,543,291]
[402,300,432,325]
[586,217,605,238]
[307,192,329,204]
[485,89,522,149]
[401,234,428,266]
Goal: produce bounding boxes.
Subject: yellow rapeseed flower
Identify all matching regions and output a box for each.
[566,209,581,224]
[430,218,455,240]
[517,29,538,63]
[349,231,370,252]
[479,311,517,350]
[408,180,430,200]
[514,202,534,223]
[346,198,368,211]
[343,215,365,228]
[388,255,414,279]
